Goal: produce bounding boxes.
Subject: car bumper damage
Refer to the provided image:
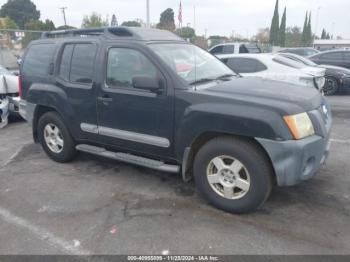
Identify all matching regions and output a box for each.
[0,97,10,128]
[257,103,332,186]
[257,135,331,186]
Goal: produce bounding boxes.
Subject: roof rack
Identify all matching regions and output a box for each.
[41,26,184,42]
[42,27,130,38]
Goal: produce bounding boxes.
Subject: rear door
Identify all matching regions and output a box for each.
[54,42,99,141]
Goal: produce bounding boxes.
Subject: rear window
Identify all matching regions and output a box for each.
[273,55,304,69]
[22,44,56,77]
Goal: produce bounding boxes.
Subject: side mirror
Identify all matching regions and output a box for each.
[132,76,163,93]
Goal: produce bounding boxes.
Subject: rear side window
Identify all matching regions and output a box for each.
[70,44,97,84]
[58,43,97,84]
[226,58,267,73]
[223,45,235,54]
[23,44,55,77]
[59,44,74,81]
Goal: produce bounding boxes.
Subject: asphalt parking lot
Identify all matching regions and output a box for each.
[0,95,349,255]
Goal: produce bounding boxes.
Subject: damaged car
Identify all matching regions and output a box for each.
[0,66,20,128]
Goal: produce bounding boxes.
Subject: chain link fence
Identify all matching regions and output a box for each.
[0,29,43,71]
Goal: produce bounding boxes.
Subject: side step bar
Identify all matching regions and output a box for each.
[76,144,180,173]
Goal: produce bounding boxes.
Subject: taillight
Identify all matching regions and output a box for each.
[18,75,22,98]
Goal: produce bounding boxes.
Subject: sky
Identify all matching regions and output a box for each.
[0,0,349,39]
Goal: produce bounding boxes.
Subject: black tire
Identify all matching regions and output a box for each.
[324,77,339,96]
[37,111,77,163]
[193,137,273,214]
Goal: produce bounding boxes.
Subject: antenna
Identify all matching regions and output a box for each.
[60,7,67,26]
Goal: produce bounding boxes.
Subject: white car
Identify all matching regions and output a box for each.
[217,53,326,90]
[0,66,20,128]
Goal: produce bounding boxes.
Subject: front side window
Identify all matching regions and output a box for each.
[149,43,234,84]
[106,48,158,89]
[321,52,343,60]
[70,44,97,84]
[23,44,56,77]
[210,45,224,54]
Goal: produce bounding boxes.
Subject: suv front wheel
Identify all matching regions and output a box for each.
[194,137,273,213]
[38,111,77,163]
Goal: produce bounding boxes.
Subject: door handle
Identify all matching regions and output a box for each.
[97,96,113,102]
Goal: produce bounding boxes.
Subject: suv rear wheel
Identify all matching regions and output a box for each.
[38,111,77,163]
[193,137,273,213]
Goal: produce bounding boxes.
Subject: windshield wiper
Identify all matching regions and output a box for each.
[215,74,236,80]
[189,78,215,85]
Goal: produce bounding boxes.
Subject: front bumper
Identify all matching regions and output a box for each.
[257,135,331,186]
[8,96,20,114]
[0,97,9,128]
[257,101,332,186]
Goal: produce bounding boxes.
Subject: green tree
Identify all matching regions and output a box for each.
[0,0,40,29]
[208,35,229,48]
[24,19,55,31]
[301,11,309,46]
[278,7,286,47]
[269,0,279,45]
[81,12,108,28]
[0,16,19,29]
[175,26,195,41]
[157,8,175,32]
[56,25,76,30]
[306,12,312,45]
[321,29,326,39]
[285,26,302,47]
[121,20,141,27]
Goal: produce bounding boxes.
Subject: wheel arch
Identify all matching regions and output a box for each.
[182,132,277,185]
[32,105,66,143]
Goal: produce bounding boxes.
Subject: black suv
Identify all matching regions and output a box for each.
[19,27,332,213]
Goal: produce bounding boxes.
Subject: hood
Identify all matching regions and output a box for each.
[197,77,323,115]
[300,66,326,77]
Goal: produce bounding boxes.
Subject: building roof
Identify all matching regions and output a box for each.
[314,39,350,45]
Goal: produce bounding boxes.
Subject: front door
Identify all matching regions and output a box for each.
[96,45,174,157]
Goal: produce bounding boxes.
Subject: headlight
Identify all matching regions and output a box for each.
[315,77,325,89]
[283,112,315,140]
[299,77,314,88]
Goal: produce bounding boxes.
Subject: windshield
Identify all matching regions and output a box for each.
[148,43,235,84]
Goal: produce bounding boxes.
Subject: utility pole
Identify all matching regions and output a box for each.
[146,0,150,28]
[60,7,67,26]
[193,6,196,32]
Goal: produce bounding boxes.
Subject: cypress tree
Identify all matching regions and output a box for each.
[321,29,326,39]
[307,12,312,45]
[269,0,280,45]
[301,11,308,46]
[278,7,286,47]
